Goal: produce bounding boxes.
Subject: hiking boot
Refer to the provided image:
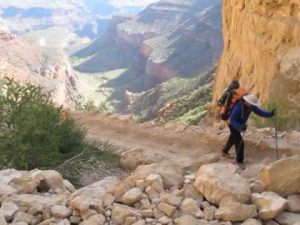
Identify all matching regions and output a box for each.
[221,152,234,159]
[235,162,246,170]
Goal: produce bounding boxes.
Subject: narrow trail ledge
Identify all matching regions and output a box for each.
[72,112,300,168]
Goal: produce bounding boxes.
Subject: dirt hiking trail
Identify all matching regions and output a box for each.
[73,112,300,169]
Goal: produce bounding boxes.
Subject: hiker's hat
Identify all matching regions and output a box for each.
[243,94,260,107]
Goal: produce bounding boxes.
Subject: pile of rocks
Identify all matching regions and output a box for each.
[1,156,300,225]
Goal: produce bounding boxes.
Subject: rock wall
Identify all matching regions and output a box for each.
[213,0,300,113]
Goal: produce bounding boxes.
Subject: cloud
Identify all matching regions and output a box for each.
[109,0,159,8]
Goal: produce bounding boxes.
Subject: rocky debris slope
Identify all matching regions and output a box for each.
[213,0,300,119]
[1,156,300,225]
[0,30,81,108]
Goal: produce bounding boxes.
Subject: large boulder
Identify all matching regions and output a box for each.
[58,219,71,225]
[157,202,176,217]
[112,175,140,202]
[69,196,89,216]
[121,188,143,205]
[8,170,67,194]
[180,198,203,218]
[12,212,34,224]
[215,201,257,222]
[260,156,300,196]
[3,194,66,212]
[182,184,204,203]
[120,148,148,171]
[175,215,209,225]
[134,160,184,189]
[0,170,22,184]
[275,212,300,225]
[50,205,72,218]
[0,212,7,225]
[241,219,262,225]
[287,194,300,213]
[251,192,288,220]
[0,170,24,198]
[0,185,17,200]
[41,170,66,191]
[9,170,44,193]
[161,193,183,207]
[264,221,280,225]
[194,163,251,205]
[63,180,76,193]
[70,176,118,214]
[82,214,105,225]
[120,148,165,171]
[132,220,146,225]
[191,153,221,171]
[0,201,18,222]
[111,203,142,225]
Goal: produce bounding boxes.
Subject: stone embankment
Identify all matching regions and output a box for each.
[1,156,300,225]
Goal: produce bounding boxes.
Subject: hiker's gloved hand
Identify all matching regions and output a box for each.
[271,109,277,117]
[242,124,247,131]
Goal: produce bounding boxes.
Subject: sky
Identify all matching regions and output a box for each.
[0,0,160,35]
[108,0,159,8]
[0,0,159,10]
[0,0,160,19]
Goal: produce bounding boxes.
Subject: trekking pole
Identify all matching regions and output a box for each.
[274,113,279,160]
[238,131,245,161]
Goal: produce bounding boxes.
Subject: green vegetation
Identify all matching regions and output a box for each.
[161,84,212,125]
[79,99,111,113]
[0,78,85,170]
[82,99,97,112]
[0,78,121,177]
[130,72,213,124]
[252,100,300,131]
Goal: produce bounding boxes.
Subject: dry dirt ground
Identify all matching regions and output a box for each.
[73,112,300,169]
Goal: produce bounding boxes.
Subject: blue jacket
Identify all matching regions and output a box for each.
[229,101,273,131]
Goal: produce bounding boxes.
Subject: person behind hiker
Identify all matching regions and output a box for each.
[222,94,276,166]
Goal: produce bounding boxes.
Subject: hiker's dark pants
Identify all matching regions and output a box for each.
[223,125,244,163]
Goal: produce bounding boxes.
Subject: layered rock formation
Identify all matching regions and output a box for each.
[213,0,300,115]
[76,0,223,92]
[75,15,139,73]
[0,30,80,108]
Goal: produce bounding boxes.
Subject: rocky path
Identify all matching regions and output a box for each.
[72,112,300,168]
[1,113,300,225]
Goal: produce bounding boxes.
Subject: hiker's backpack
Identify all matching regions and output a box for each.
[218,81,247,121]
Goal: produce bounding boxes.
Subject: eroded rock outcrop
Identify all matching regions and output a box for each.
[0,30,80,108]
[213,0,300,116]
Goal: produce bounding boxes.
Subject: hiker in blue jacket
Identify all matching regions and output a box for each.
[222,94,276,167]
